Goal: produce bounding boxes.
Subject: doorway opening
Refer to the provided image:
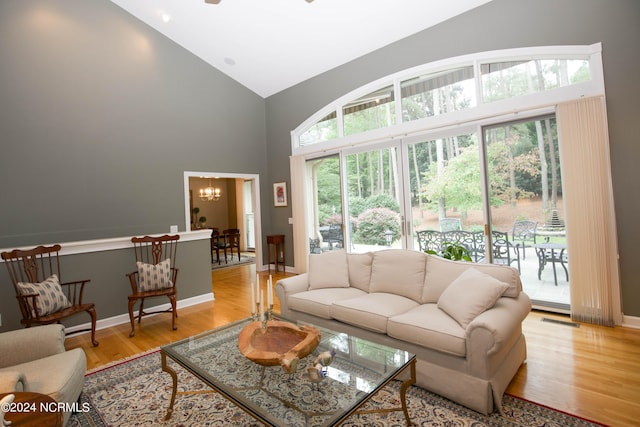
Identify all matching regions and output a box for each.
[184,172,262,270]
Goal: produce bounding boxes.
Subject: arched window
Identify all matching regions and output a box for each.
[289,44,621,325]
[292,44,602,154]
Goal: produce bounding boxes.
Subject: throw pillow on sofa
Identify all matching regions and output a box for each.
[308,250,350,289]
[437,267,509,328]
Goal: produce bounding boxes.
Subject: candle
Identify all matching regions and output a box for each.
[268,276,273,307]
[260,291,264,321]
[250,281,255,315]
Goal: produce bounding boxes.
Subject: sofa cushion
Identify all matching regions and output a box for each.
[308,250,350,290]
[17,274,71,316]
[437,268,509,328]
[423,255,521,303]
[369,250,427,302]
[347,252,373,292]
[331,293,419,333]
[288,288,366,319]
[388,305,466,357]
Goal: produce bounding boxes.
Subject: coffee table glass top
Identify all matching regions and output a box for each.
[161,318,415,426]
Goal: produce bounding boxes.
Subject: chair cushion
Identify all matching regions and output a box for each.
[308,250,350,290]
[437,268,509,328]
[0,347,86,424]
[136,258,172,292]
[17,274,71,316]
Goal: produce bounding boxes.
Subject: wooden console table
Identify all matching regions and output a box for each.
[266,234,285,273]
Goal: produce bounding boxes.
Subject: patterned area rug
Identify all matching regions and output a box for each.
[211,254,255,270]
[68,350,602,427]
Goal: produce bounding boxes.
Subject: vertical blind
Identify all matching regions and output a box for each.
[557,96,622,326]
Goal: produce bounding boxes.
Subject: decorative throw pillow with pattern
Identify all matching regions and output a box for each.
[136,258,173,292]
[17,274,72,316]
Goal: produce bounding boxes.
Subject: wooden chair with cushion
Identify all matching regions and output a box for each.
[126,234,179,337]
[1,244,99,347]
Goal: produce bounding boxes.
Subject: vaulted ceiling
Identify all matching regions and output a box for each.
[109,0,493,98]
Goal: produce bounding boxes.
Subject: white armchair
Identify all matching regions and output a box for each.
[0,324,86,426]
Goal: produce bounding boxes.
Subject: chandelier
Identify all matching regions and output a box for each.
[199,180,221,201]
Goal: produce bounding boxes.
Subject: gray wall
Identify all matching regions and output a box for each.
[0,0,267,331]
[265,0,640,317]
[0,0,268,247]
[0,238,212,332]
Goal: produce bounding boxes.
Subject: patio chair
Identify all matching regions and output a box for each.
[491,230,521,272]
[511,220,537,259]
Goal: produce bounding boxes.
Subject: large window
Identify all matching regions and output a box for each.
[402,66,476,121]
[292,44,612,315]
[293,45,600,151]
[481,59,590,103]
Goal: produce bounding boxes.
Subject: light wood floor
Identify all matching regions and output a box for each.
[65,264,640,427]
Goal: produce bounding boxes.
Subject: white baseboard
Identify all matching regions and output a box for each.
[622,314,640,329]
[65,292,215,335]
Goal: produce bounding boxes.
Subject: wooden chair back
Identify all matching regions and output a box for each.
[1,244,99,346]
[222,228,241,262]
[126,234,180,337]
[210,228,222,264]
[131,234,179,275]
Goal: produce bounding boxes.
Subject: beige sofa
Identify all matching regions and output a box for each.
[275,249,531,414]
[0,324,86,426]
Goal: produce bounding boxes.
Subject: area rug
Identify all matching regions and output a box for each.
[211,254,255,270]
[68,350,602,427]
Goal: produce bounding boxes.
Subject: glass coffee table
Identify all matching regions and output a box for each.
[161,318,416,426]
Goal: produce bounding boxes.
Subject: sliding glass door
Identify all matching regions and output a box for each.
[405,131,483,251]
[304,116,570,310]
[343,145,404,253]
[484,116,569,310]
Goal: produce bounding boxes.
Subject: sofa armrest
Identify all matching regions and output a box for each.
[275,273,309,317]
[0,371,26,392]
[0,324,66,368]
[465,293,531,376]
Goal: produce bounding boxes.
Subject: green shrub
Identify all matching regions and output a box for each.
[349,197,367,218]
[354,208,400,245]
[365,194,400,212]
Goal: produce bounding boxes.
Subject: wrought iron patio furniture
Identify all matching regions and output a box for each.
[511,220,537,259]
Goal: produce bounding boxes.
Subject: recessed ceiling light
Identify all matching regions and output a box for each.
[160,12,171,23]
[224,57,236,66]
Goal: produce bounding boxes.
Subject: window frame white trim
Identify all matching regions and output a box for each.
[291,43,604,157]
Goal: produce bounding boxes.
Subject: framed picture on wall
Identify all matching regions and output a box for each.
[273,181,288,207]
